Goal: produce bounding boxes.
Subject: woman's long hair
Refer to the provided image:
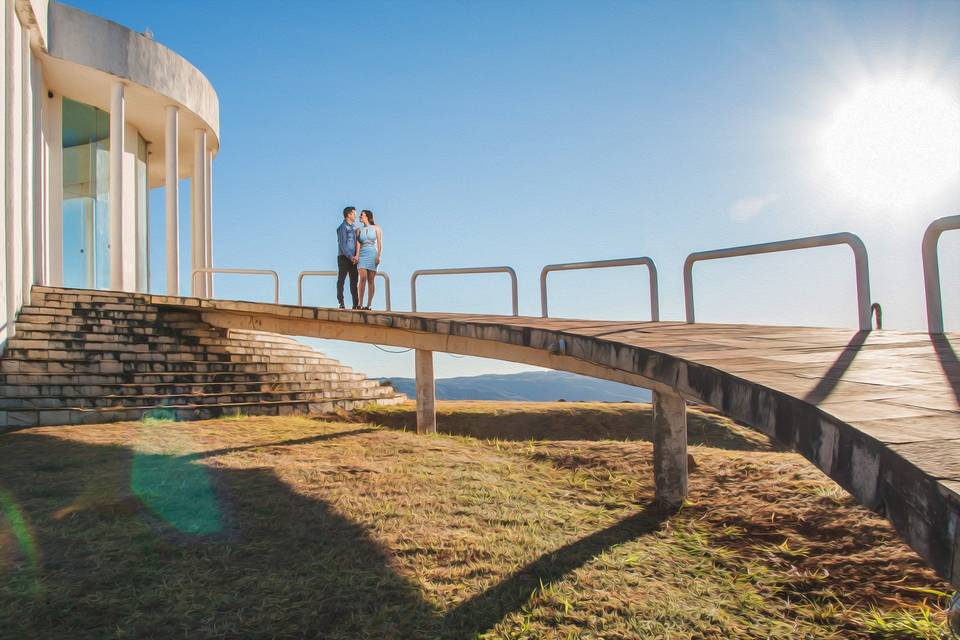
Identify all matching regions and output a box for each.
[361,209,376,225]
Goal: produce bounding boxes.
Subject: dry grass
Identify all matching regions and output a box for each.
[0,402,951,639]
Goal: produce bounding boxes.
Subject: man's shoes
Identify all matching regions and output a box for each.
[338,304,345,309]
[352,305,361,310]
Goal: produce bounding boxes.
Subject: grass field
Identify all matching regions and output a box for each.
[0,401,952,639]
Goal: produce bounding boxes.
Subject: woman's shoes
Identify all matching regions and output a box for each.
[362,306,372,311]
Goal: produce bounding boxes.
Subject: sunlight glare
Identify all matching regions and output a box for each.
[818,79,960,209]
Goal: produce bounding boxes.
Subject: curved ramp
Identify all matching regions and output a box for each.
[150,295,959,588]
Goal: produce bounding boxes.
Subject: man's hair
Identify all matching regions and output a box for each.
[342,206,356,218]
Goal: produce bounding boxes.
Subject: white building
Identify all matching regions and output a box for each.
[1,0,218,345]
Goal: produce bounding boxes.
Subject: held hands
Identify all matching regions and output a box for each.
[352,256,358,264]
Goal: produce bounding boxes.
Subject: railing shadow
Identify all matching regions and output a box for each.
[802,330,869,405]
[931,333,960,404]
[443,503,669,635]
[184,427,379,461]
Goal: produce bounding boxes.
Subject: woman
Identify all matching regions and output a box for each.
[353,209,382,310]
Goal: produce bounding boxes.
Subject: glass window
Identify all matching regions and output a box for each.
[62,98,109,289]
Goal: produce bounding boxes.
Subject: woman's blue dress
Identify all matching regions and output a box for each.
[357,226,378,271]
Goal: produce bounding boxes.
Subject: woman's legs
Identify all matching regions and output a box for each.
[357,269,368,307]
[366,272,376,307]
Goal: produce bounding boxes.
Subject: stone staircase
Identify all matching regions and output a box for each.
[0,286,405,429]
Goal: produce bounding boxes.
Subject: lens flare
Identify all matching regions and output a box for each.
[0,489,41,598]
[131,423,222,535]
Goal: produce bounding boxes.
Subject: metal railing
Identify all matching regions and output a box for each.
[410,266,519,315]
[297,270,392,310]
[191,268,280,304]
[683,232,873,330]
[922,214,960,334]
[540,257,659,320]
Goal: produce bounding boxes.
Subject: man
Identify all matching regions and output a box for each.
[336,206,360,309]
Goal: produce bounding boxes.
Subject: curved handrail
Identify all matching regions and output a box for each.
[190,268,280,304]
[922,215,960,334]
[540,257,659,320]
[410,266,518,315]
[297,270,392,310]
[683,232,872,330]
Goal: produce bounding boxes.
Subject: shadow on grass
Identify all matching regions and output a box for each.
[444,503,669,635]
[0,431,668,639]
[354,405,773,451]
[184,427,380,461]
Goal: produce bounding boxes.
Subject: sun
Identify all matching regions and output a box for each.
[818,79,960,209]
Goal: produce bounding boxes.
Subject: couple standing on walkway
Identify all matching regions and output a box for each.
[336,206,383,310]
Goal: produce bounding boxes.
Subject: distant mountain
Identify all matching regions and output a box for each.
[381,370,652,403]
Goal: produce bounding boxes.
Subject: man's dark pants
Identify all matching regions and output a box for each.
[337,254,359,308]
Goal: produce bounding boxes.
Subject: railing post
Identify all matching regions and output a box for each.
[683,255,696,324]
[539,257,659,320]
[652,390,687,508]
[191,268,280,304]
[415,349,436,434]
[684,232,872,330]
[410,267,517,315]
[297,270,392,310]
[380,272,392,311]
[923,215,960,334]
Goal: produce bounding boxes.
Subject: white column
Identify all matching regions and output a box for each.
[204,147,212,296]
[5,3,24,337]
[19,28,32,304]
[28,51,43,289]
[1,0,8,341]
[32,66,46,286]
[415,350,437,434]
[165,105,179,295]
[191,128,207,297]
[109,82,124,291]
[652,390,688,508]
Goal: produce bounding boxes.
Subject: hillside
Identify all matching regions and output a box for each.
[382,370,653,402]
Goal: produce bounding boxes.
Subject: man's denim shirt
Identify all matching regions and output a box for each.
[337,222,358,259]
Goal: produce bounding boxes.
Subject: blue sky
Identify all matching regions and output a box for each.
[71,0,960,378]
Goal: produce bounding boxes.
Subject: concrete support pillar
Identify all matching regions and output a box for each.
[652,390,688,508]
[204,148,213,296]
[415,349,437,434]
[164,106,179,295]
[190,128,207,297]
[108,82,124,291]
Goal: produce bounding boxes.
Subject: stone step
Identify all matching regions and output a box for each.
[2,393,407,428]
[3,344,339,365]
[12,322,207,338]
[5,338,332,362]
[6,333,328,351]
[0,378,386,398]
[1,357,367,375]
[10,327,316,352]
[1,370,373,385]
[3,285,401,430]
[0,385,398,410]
